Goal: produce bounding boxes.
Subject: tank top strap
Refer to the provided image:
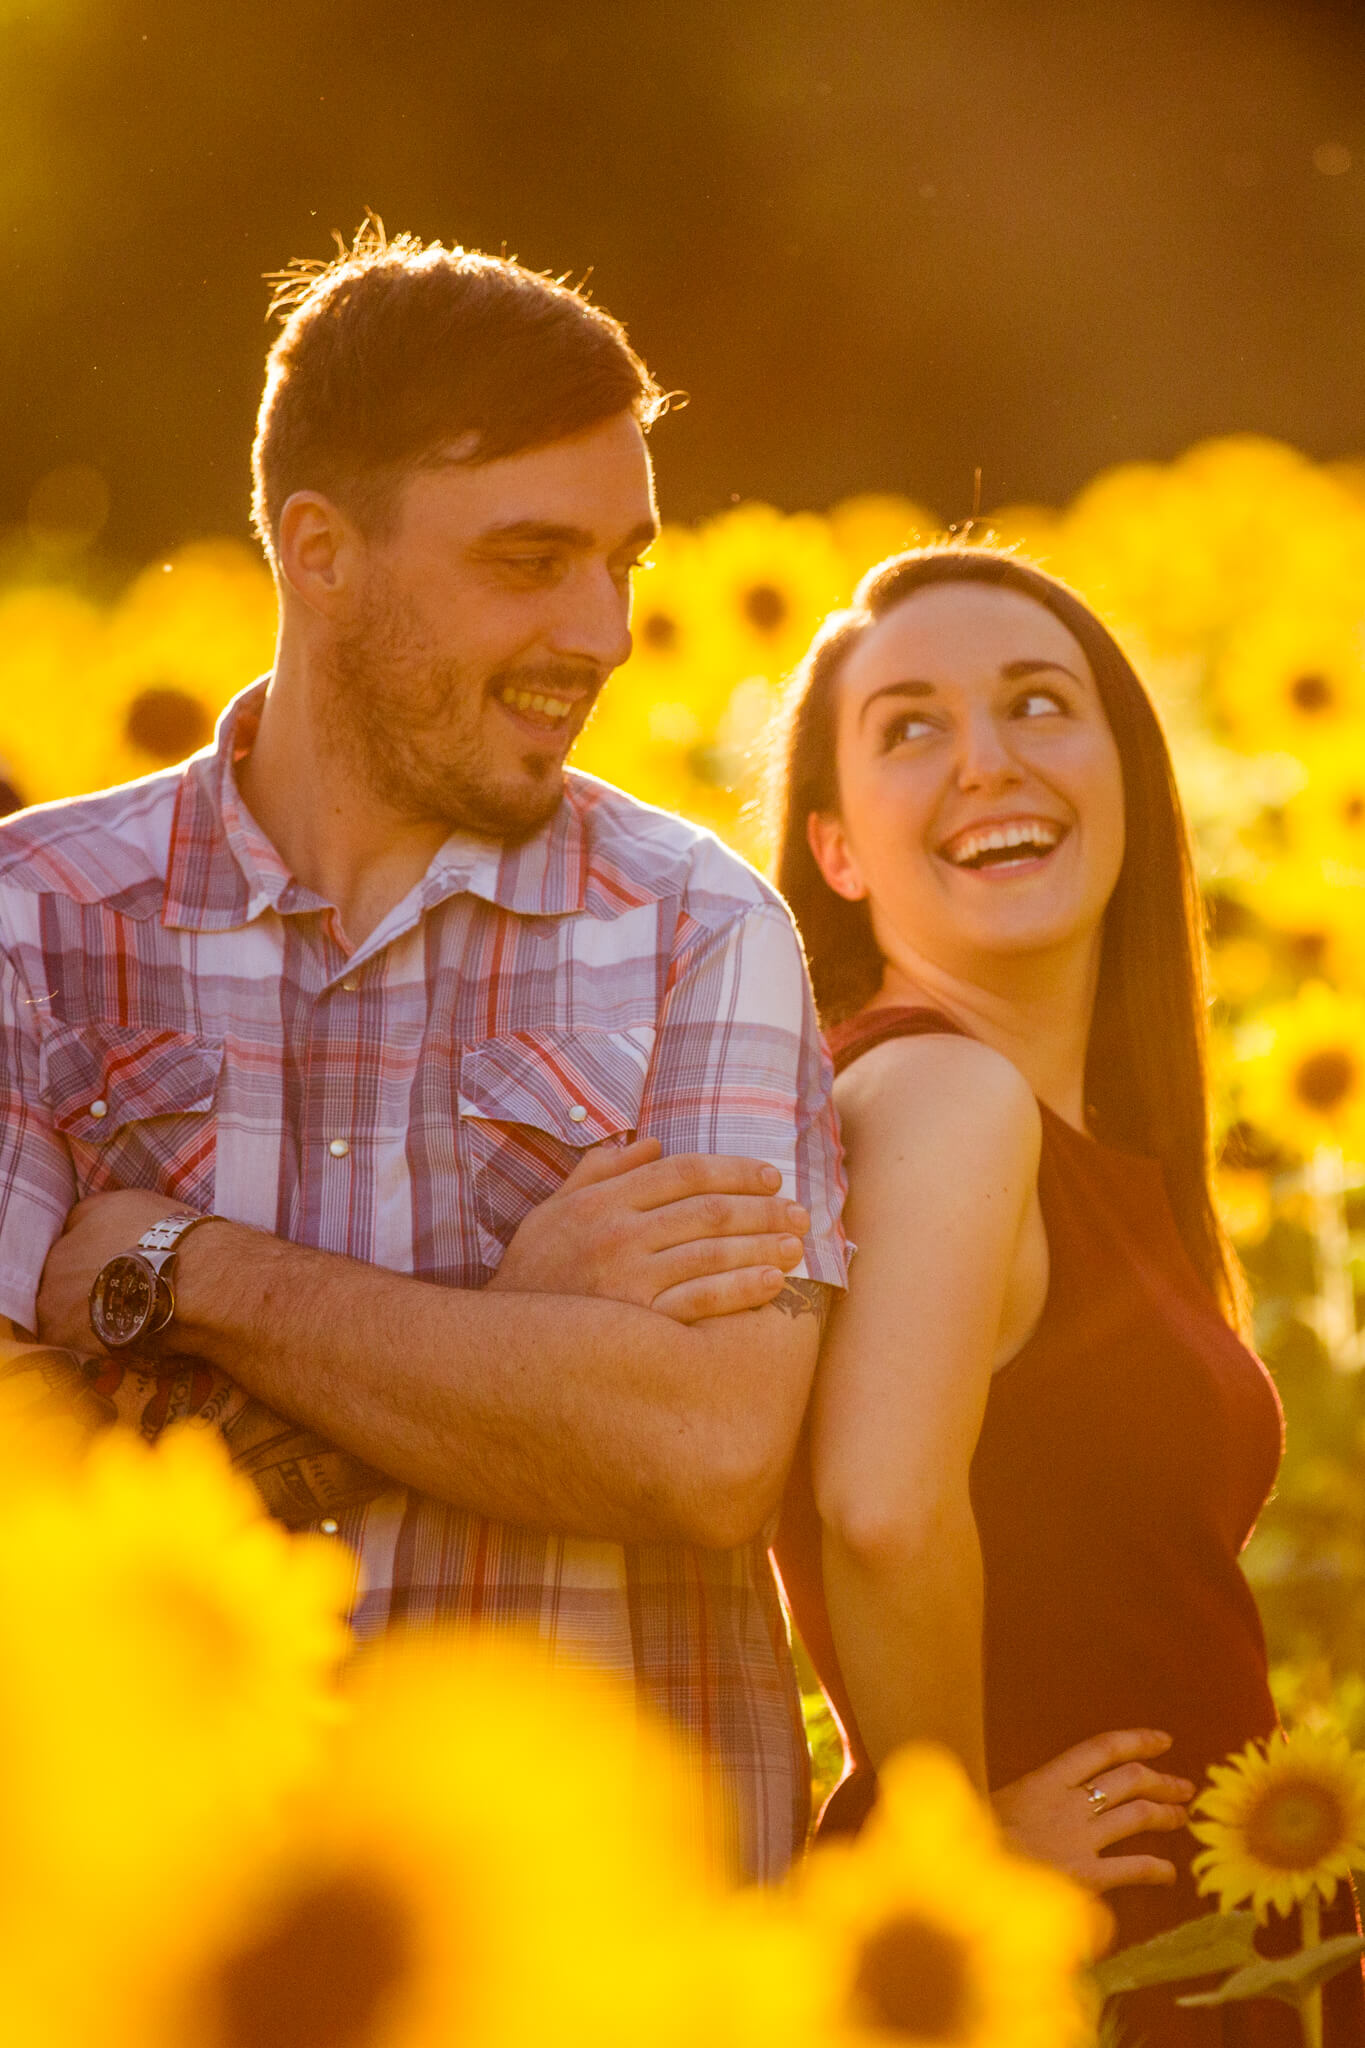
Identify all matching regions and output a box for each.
[826,1003,971,1077]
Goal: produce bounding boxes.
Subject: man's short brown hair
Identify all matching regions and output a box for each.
[250,219,667,564]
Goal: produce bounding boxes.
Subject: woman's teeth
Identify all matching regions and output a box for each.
[943,820,1063,869]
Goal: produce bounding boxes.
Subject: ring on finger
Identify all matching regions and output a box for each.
[1084,1781,1109,1817]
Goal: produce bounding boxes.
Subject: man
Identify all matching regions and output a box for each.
[0,225,847,1878]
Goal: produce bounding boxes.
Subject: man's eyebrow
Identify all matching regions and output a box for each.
[473,518,660,553]
[856,657,1085,729]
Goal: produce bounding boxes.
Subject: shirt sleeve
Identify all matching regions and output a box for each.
[0,948,77,1333]
[638,900,849,1288]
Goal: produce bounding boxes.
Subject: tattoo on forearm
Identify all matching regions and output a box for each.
[220,1394,389,1528]
[771,1277,834,1330]
[0,1339,387,1529]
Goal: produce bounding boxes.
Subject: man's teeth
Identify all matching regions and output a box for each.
[945,821,1063,868]
[496,685,574,721]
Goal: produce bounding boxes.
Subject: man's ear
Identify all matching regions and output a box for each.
[275,491,365,617]
[806,810,868,902]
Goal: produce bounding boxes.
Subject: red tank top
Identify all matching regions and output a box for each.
[776,1006,1361,2045]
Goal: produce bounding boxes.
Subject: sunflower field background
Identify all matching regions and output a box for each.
[8,434,1365,1766]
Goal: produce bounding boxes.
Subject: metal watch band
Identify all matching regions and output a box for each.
[136,1213,214,1260]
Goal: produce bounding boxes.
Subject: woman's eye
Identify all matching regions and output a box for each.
[1014,688,1066,718]
[881,711,937,748]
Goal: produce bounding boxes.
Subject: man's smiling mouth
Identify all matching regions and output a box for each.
[493,681,583,732]
[938,817,1067,870]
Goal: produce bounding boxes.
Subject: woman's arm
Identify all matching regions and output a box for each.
[809,1032,1043,1792]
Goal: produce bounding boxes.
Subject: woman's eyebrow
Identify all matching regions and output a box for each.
[1002,656,1085,685]
[857,679,935,729]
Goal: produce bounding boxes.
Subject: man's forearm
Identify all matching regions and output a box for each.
[171,1224,820,1548]
[0,1329,388,1528]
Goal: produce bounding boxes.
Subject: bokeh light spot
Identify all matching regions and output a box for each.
[1313,142,1353,177]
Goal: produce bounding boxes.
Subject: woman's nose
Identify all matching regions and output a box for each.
[955,713,1023,791]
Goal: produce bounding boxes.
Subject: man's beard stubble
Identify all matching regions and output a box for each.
[323,585,601,843]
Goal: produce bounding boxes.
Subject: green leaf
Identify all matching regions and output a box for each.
[1093,1913,1261,1995]
[1178,1934,1365,2009]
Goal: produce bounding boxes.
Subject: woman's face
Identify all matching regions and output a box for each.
[810,581,1126,982]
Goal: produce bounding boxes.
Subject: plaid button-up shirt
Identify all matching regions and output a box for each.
[0,681,847,1878]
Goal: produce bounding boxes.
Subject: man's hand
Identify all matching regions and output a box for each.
[486,1137,811,1324]
[38,1189,182,1353]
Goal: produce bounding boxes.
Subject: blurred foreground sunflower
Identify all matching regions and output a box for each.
[0,1425,353,2042]
[795,1746,1102,2047]
[1237,983,1365,1163]
[1191,1726,1365,1920]
[138,1636,761,2048]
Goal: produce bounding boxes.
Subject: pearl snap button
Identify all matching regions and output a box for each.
[320,1519,339,1536]
[341,976,359,992]
[568,1104,588,1123]
[89,1099,108,1119]
[328,1138,350,1158]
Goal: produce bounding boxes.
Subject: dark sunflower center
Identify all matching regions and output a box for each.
[1343,794,1365,827]
[1294,1048,1357,1113]
[742,582,788,634]
[851,1912,977,2041]
[639,608,678,652]
[210,1872,413,2048]
[125,685,213,761]
[1289,673,1335,714]
[1244,1778,1348,1871]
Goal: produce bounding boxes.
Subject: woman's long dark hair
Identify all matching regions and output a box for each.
[770,544,1248,1329]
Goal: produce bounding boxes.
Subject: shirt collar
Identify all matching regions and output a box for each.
[162,678,589,933]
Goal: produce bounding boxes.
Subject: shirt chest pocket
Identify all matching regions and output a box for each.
[39,1021,225,1210]
[457,1026,655,1267]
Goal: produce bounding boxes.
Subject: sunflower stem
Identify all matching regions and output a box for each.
[1300,1892,1323,2048]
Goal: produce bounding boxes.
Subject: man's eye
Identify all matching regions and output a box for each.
[501,554,560,580]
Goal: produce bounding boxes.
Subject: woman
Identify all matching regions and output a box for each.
[771,546,1359,2044]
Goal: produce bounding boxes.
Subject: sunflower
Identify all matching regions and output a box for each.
[128,1635,759,2048]
[794,1746,1102,2047]
[1191,1726,1365,1921]
[0,582,104,802]
[696,502,851,678]
[1237,862,1365,994]
[1207,604,1365,757]
[1279,742,1365,883]
[80,541,276,789]
[0,1426,354,2043]
[1237,982,1365,1164]
[1052,460,1217,652]
[1174,435,1365,629]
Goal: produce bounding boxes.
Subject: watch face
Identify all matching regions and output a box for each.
[89,1252,160,1349]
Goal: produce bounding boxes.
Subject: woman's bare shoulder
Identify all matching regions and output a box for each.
[833,1030,1041,1171]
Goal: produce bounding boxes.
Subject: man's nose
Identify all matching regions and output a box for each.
[955,711,1023,791]
[550,563,633,674]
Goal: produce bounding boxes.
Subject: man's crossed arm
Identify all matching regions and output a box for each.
[22,1140,834,1548]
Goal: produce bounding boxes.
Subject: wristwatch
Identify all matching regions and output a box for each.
[88,1212,217,1356]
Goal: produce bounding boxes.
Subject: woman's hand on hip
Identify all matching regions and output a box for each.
[992,1728,1194,1893]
